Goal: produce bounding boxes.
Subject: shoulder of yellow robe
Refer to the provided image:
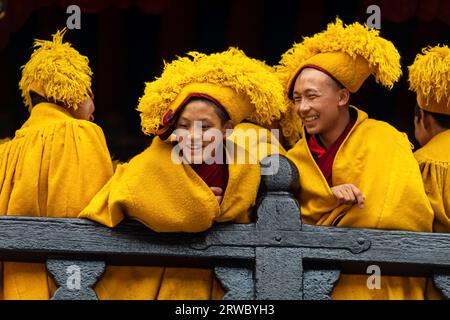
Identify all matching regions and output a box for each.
[111,158,123,172]
[287,106,434,232]
[414,130,450,165]
[0,102,114,218]
[80,137,261,233]
[0,137,10,157]
[228,122,286,161]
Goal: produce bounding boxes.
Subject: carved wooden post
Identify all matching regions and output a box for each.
[47,259,105,300]
[433,270,450,299]
[254,154,304,299]
[214,266,255,300]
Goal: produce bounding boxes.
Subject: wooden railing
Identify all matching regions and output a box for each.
[1,155,449,300]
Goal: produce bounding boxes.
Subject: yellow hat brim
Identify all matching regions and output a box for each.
[417,93,450,115]
[156,83,253,139]
[287,52,371,94]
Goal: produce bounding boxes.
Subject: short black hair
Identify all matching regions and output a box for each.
[30,91,49,107]
[415,104,450,129]
[29,91,67,108]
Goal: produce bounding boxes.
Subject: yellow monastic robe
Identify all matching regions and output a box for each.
[0,138,10,155]
[414,129,450,300]
[287,106,434,300]
[0,103,114,300]
[80,136,262,300]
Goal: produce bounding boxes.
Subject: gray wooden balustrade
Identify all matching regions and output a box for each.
[0,154,449,300]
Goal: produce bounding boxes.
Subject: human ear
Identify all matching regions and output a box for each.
[421,110,432,132]
[223,120,234,138]
[337,89,350,107]
[414,109,423,127]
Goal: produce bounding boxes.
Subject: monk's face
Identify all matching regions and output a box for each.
[175,100,232,163]
[69,98,95,121]
[292,68,347,138]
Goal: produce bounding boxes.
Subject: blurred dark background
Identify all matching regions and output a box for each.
[0,0,449,161]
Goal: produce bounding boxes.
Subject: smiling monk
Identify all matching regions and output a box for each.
[79,48,286,300]
[276,18,434,299]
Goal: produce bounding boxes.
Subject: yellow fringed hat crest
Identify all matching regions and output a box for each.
[408,45,450,115]
[277,18,402,96]
[279,107,303,147]
[137,48,287,138]
[19,28,93,111]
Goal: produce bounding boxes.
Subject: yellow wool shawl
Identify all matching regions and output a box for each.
[287,106,434,299]
[79,136,262,299]
[0,103,113,300]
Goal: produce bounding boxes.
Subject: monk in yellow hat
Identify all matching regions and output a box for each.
[409,45,450,233]
[409,45,450,300]
[277,18,434,299]
[79,48,286,299]
[0,29,114,299]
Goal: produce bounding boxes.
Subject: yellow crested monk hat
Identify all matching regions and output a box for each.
[275,18,402,146]
[277,18,402,97]
[408,45,450,115]
[137,48,286,140]
[19,28,93,112]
